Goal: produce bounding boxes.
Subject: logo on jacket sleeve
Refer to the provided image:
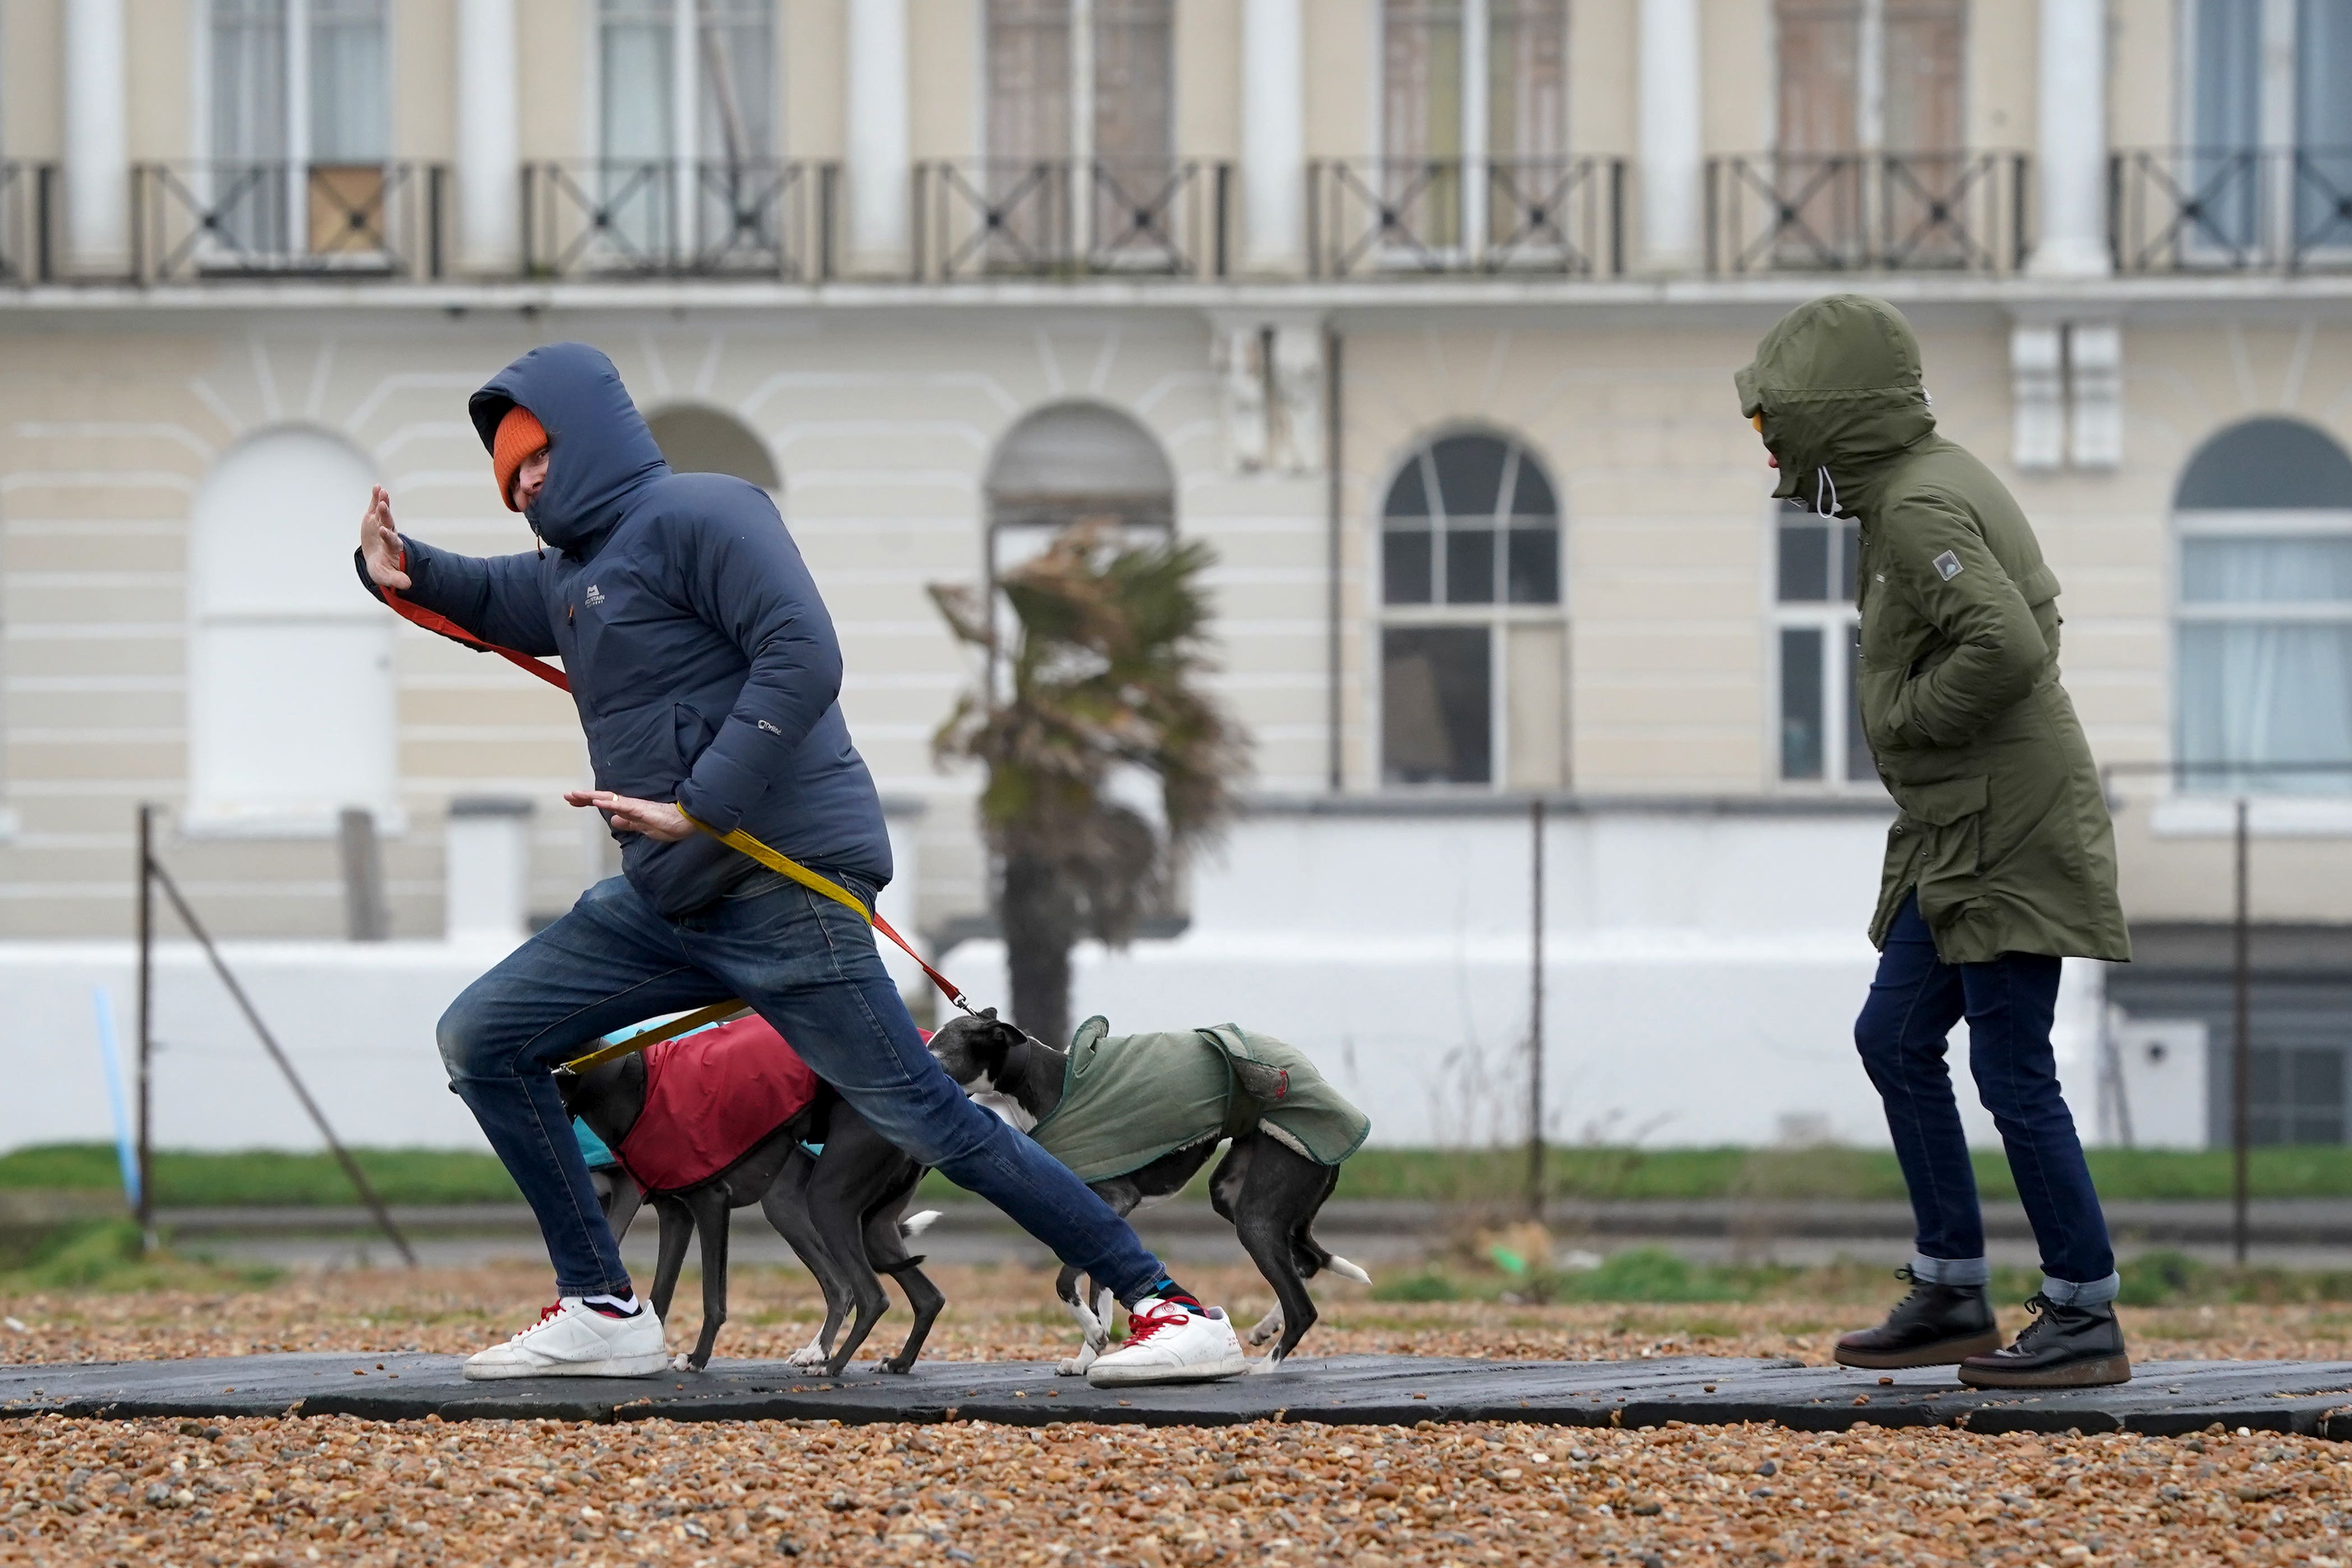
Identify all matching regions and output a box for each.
[584,584,604,607]
[1931,551,1963,581]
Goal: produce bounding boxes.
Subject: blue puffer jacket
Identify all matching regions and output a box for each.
[365,342,891,918]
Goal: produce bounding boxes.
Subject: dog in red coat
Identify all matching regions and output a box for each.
[558,1015,940,1375]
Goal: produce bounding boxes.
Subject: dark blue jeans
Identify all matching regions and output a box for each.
[437,874,1167,1302]
[1855,892,2119,1304]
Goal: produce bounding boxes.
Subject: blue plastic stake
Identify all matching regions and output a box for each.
[93,988,140,1210]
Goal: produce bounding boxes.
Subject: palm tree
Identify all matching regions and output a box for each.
[932,522,1248,1050]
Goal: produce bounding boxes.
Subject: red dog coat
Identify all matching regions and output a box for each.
[612,1015,820,1192]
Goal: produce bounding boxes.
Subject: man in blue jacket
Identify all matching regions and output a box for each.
[358,343,1245,1384]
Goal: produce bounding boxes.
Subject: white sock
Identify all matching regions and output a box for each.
[583,1292,639,1316]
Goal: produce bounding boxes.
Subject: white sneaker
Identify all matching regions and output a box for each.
[1085,1298,1248,1387]
[461,1298,669,1381]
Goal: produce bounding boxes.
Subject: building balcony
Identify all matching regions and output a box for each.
[132,161,446,283]
[7,151,2352,297]
[521,160,835,280]
[910,159,1229,281]
[2110,147,2352,275]
[1306,158,1624,278]
[1704,151,2030,275]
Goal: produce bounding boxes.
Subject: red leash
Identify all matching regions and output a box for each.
[380,568,973,1014]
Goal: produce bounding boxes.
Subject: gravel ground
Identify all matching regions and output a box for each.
[3,1265,2351,1565]
[4,1261,2352,1367]
[2,1413,2349,1566]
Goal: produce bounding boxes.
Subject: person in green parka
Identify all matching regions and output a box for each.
[1737,295,2132,1389]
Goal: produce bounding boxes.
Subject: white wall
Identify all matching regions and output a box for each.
[0,806,2110,1156]
[942,806,2111,1150]
[0,941,510,1155]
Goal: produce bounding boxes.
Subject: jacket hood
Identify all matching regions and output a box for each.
[1734,294,1936,514]
[469,342,668,554]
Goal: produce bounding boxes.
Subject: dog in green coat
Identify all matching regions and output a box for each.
[928,1010,1374,1375]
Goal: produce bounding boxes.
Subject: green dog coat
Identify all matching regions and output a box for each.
[1027,1017,1372,1184]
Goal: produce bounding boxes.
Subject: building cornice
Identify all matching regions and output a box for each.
[4,273,2352,327]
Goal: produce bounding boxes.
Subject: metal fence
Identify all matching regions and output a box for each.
[911,160,1227,280]
[1704,151,2030,274]
[133,162,443,282]
[2110,147,2352,274]
[521,160,834,279]
[1307,158,1624,278]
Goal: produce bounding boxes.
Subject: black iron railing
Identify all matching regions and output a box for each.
[912,160,1227,280]
[1307,158,1624,276]
[522,160,835,279]
[2110,147,2352,273]
[133,161,442,281]
[1705,151,2028,273]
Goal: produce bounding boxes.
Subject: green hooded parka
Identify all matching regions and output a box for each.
[1735,295,2131,965]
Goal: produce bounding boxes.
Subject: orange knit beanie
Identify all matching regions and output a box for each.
[492,405,549,510]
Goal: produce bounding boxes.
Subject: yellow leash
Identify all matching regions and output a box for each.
[557,812,974,1074]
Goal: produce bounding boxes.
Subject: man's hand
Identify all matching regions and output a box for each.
[566,790,696,843]
[361,484,411,590]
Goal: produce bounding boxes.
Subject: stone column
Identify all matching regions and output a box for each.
[2030,0,2109,276]
[456,0,521,274]
[1240,0,1305,274]
[1636,0,1702,271]
[845,0,911,275]
[63,0,129,276]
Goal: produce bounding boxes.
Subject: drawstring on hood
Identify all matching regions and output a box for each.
[1735,294,1937,518]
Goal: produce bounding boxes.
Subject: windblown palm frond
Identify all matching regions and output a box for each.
[932,523,1249,1048]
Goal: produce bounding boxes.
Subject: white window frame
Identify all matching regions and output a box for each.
[2171,0,2352,266]
[191,0,393,266]
[589,0,780,253]
[1375,0,1573,266]
[2162,507,2352,827]
[1767,503,1873,792]
[1372,428,1566,792]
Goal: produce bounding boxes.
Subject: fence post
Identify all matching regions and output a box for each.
[1527,795,1547,1218]
[2232,794,2251,1265]
[135,802,155,1251]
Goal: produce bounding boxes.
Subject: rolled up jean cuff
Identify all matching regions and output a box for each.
[1910,1254,1990,1287]
[2040,1271,2120,1307]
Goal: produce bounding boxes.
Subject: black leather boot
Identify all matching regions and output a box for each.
[1958,1294,2131,1388]
[1833,1268,2000,1369]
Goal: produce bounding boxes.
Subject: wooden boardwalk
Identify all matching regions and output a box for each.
[6,1353,2352,1436]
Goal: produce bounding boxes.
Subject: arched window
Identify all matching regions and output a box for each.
[188,427,394,830]
[2175,417,2352,793]
[645,404,781,491]
[1379,429,1563,787]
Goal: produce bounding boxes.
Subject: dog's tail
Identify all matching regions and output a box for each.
[900,1209,943,1238]
[1327,1254,1373,1286]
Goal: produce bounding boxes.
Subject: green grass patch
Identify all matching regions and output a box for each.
[0,1145,521,1208]
[1329,1145,2352,1204]
[0,1219,283,1294]
[13,1141,2352,1210]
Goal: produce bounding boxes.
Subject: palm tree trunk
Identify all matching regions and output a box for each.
[1000,850,1076,1051]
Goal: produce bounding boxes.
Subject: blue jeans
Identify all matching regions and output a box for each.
[437,874,1167,1302]
[1854,892,2119,1305]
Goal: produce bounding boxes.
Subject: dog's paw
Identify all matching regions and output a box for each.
[785,1339,829,1367]
[1245,1307,1284,1347]
[669,1353,698,1373]
[1246,1351,1288,1376]
[1055,1345,1098,1377]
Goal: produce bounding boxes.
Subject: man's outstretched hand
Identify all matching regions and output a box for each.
[361,484,411,590]
[567,790,695,843]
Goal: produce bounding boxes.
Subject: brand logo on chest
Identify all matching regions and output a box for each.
[584,584,604,608]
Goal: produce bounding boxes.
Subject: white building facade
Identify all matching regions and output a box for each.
[0,0,2348,1153]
